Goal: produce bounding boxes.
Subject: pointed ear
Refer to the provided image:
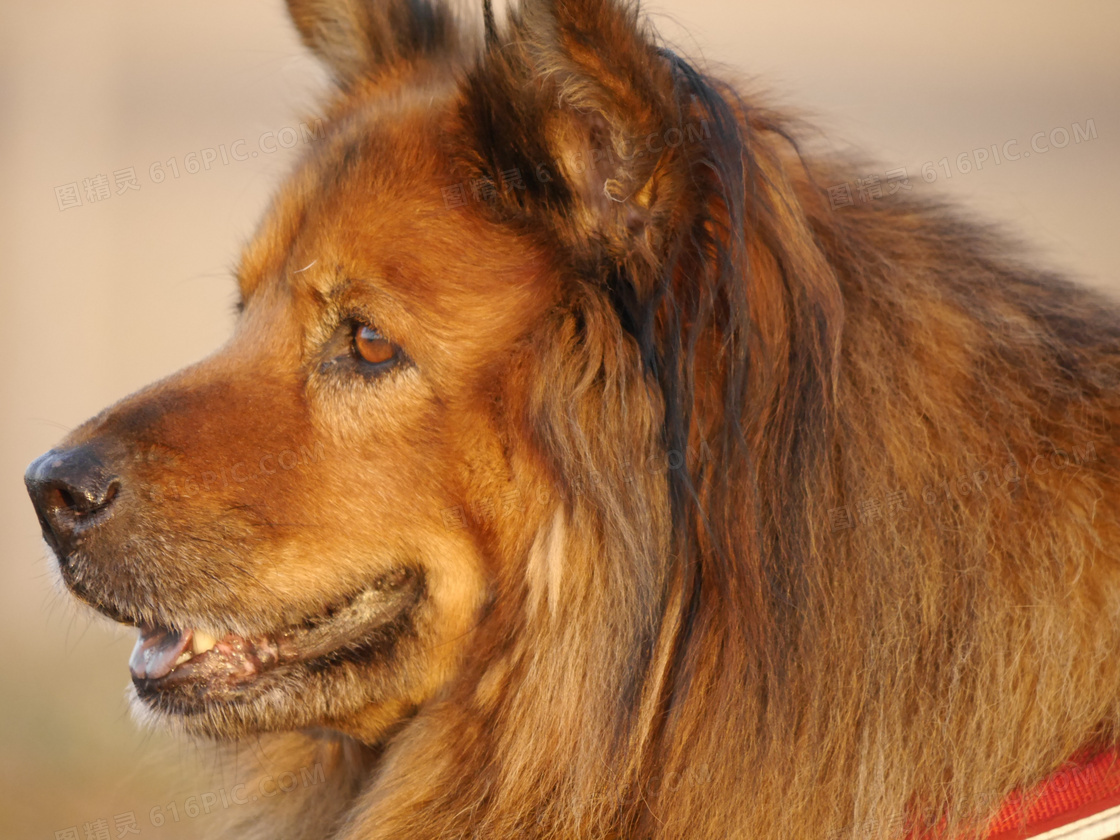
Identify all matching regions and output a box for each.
[286,0,464,88]
[456,0,696,267]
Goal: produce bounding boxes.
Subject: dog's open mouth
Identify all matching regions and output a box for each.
[127,567,422,696]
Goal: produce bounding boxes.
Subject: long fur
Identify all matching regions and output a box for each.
[61,1,1120,838]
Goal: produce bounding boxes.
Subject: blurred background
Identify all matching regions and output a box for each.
[1,1,1117,837]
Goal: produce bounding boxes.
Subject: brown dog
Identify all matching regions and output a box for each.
[25,1,1120,838]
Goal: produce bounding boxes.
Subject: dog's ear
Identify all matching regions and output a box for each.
[286,0,463,88]
[456,0,695,268]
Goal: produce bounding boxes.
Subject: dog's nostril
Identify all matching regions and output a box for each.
[25,446,122,556]
[54,475,119,515]
[57,486,77,512]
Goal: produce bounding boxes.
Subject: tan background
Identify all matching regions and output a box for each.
[1,1,1117,838]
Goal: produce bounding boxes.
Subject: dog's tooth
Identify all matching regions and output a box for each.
[192,630,219,655]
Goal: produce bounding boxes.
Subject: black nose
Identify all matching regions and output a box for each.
[25,446,121,558]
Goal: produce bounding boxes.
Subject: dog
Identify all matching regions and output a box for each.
[24,0,1120,838]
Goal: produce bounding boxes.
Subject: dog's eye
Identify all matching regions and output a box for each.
[352,324,399,368]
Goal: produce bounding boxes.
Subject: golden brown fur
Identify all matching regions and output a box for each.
[24,1,1120,838]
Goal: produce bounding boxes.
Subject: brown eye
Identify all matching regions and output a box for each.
[352,324,399,366]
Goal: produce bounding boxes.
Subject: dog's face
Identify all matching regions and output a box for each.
[26,99,557,740]
[26,0,695,744]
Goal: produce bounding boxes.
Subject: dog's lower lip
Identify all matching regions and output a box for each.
[128,567,422,693]
[128,625,281,684]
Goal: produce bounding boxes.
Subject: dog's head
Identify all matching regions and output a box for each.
[25,0,814,749]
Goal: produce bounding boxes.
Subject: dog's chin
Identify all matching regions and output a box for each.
[112,567,426,740]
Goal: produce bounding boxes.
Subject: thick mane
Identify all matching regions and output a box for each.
[211,2,1120,839]
[455,48,1120,839]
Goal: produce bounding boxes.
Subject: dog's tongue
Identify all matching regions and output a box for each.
[129,625,192,680]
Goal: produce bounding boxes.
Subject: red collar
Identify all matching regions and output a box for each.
[911,746,1120,839]
[983,746,1120,839]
